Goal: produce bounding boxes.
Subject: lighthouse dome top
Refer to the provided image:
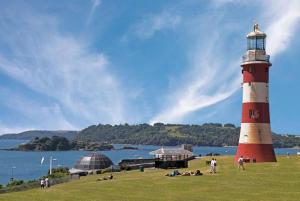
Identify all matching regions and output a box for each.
[247,24,266,38]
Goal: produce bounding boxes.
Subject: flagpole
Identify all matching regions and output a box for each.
[50,156,52,175]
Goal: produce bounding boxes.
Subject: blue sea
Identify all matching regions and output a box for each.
[0,140,299,185]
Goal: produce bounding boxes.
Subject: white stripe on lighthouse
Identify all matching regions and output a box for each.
[243,82,269,103]
[239,123,272,144]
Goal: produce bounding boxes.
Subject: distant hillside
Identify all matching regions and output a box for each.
[76,123,300,148]
[1,123,299,148]
[0,130,78,140]
[77,123,240,146]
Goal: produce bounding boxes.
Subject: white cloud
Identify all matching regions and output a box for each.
[264,0,300,57]
[151,0,300,124]
[0,10,125,129]
[87,0,102,25]
[133,11,181,39]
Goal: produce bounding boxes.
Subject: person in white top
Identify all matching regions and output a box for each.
[45,177,49,188]
[210,158,216,173]
[40,179,45,189]
[238,156,245,170]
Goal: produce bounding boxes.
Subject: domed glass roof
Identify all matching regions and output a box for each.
[74,152,113,170]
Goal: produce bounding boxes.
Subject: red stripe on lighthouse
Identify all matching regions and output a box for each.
[242,63,269,83]
[241,102,270,123]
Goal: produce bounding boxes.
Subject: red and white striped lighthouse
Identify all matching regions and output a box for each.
[235,24,276,162]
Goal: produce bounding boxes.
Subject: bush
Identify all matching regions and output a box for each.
[7,180,24,187]
[47,172,66,179]
[45,167,69,179]
[27,179,37,183]
[47,167,69,175]
[0,184,3,189]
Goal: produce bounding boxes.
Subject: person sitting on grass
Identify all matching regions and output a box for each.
[97,174,114,181]
[181,171,191,176]
[194,170,203,176]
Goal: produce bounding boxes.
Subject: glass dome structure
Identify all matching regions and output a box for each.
[74,152,113,170]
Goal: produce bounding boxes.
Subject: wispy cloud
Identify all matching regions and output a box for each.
[0,122,34,134]
[87,0,102,25]
[0,87,75,131]
[150,0,300,124]
[150,26,241,123]
[132,11,181,39]
[264,0,300,57]
[0,9,125,129]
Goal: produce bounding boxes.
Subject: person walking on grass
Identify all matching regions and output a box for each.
[40,179,45,189]
[238,156,245,170]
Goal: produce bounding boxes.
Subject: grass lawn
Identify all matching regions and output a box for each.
[1,156,300,201]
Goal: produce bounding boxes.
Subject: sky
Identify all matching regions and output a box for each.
[0,0,299,135]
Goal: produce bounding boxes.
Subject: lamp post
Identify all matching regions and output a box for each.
[49,157,57,175]
[11,166,16,181]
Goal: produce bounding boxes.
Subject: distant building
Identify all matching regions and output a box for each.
[73,152,113,171]
[150,146,193,169]
[181,144,193,152]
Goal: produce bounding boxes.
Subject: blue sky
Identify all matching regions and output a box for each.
[0,0,299,134]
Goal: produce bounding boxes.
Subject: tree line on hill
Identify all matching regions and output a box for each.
[76,123,300,148]
[2,123,300,149]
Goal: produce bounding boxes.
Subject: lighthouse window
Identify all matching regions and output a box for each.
[249,109,259,119]
[249,109,254,118]
[256,38,265,50]
[247,37,265,50]
[247,38,256,50]
[249,66,254,73]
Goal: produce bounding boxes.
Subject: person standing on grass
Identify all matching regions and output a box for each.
[40,179,45,189]
[238,156,245,170]
[213,158,217,173]
[45,177,49,188]
[210,158,215,173]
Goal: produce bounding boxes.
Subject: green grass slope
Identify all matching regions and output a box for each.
[1,156,300,201]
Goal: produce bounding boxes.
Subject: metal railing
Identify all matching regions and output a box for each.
[242,54,270,63]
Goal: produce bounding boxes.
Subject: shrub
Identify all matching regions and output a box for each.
[7,180,24,187]
[27,179,37,183]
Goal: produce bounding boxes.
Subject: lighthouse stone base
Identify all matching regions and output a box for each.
[235,143,277,162]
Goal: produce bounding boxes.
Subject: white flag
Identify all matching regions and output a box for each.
[41,157,45,165]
